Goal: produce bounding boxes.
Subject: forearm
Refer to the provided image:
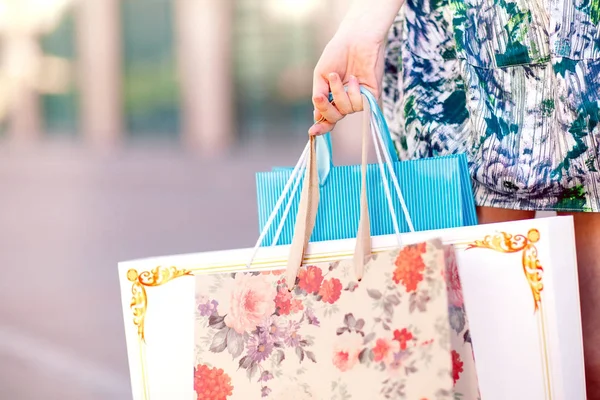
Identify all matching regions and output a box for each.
[338,0,404,42]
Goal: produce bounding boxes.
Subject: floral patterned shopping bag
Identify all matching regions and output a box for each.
[193,239,479,400]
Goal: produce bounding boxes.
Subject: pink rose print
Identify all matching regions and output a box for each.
[297,265,323,294]
[319,278,342,304]
[332,332,363,372]
[444,247,464,308]
[224,273,276,334]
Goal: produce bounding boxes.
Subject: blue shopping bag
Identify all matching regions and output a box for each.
[255,88,477,246]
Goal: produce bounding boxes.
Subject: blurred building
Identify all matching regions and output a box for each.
[0,0,359,156]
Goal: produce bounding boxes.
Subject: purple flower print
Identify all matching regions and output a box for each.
[388,349,411,370]
[284,320,302,348]
[261,387,272,397]
[259,371,274,382]
[247,333,274,363]
[198,299,218,317]
[259,316,285,341]
[305,308,320,327]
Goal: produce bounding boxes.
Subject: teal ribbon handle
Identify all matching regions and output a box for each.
[316,86,399,186]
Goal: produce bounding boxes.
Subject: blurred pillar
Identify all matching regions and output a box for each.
[75,0,123,150]
[175,0,234,156]
[6,36,42,145]
[8,86,42,145]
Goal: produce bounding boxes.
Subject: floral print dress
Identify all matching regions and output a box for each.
[382,0,600,212]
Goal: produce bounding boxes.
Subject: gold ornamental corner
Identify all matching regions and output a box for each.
[127,266,193,341]
[467,229,544,312]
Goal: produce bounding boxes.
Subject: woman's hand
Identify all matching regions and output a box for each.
[308,0,404,136]
[309,33,385,136]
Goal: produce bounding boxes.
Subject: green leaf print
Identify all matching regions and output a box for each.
[553,101,600,176]
[555,185,589,211]
[576,0,600,25]
[495,1,533,66]
[450,1,467,53]
[485,113,519,141]
[399,136,408,152]
[441,90,469,125]
[540,99,555,117]
[592,0,600,24]
[553,57,578,78]
[586,157,599,172]
[404,95,417,127]
[551,139,588,180]
[553,101,598,178]
[583,100,600,132]
[442,47,457,60]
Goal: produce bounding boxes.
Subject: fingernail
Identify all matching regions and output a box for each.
[328,72,338,81]
[349,75,357,82]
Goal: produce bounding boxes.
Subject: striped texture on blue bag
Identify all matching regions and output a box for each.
[256,153,477,246]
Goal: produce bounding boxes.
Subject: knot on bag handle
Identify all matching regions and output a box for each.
[284,95,374,290]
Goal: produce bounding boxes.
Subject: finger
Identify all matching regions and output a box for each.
[309,120,335,136]
[309,109,335,135]
[347,75,363,112]
[312,72,330,111]
[312,71,343,123]
[328,73,353,115]
[314,93,343,124]
[313,109,327,122]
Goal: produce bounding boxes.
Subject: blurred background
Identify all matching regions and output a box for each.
[0,0,365,399]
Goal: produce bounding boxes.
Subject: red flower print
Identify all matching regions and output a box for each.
[290,298,304,313]
[393,328,414,350]
[372,338,392,362]
[319,278,342,304]
[274,287,292,315]
[444,246,464,307]
[277,299,291,315]
[393,244,426,292]
[194,364,233,400]
[297,266,324,294]
[451,350,464,384]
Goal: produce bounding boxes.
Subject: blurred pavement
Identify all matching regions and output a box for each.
[0,142,304,400]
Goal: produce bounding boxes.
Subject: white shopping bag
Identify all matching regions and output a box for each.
[119,216,585,400]
[119,97,586,400]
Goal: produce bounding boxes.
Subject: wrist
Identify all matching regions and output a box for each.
[338,0,404,43]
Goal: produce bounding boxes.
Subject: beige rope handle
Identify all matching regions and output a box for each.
[285,96,373,290]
